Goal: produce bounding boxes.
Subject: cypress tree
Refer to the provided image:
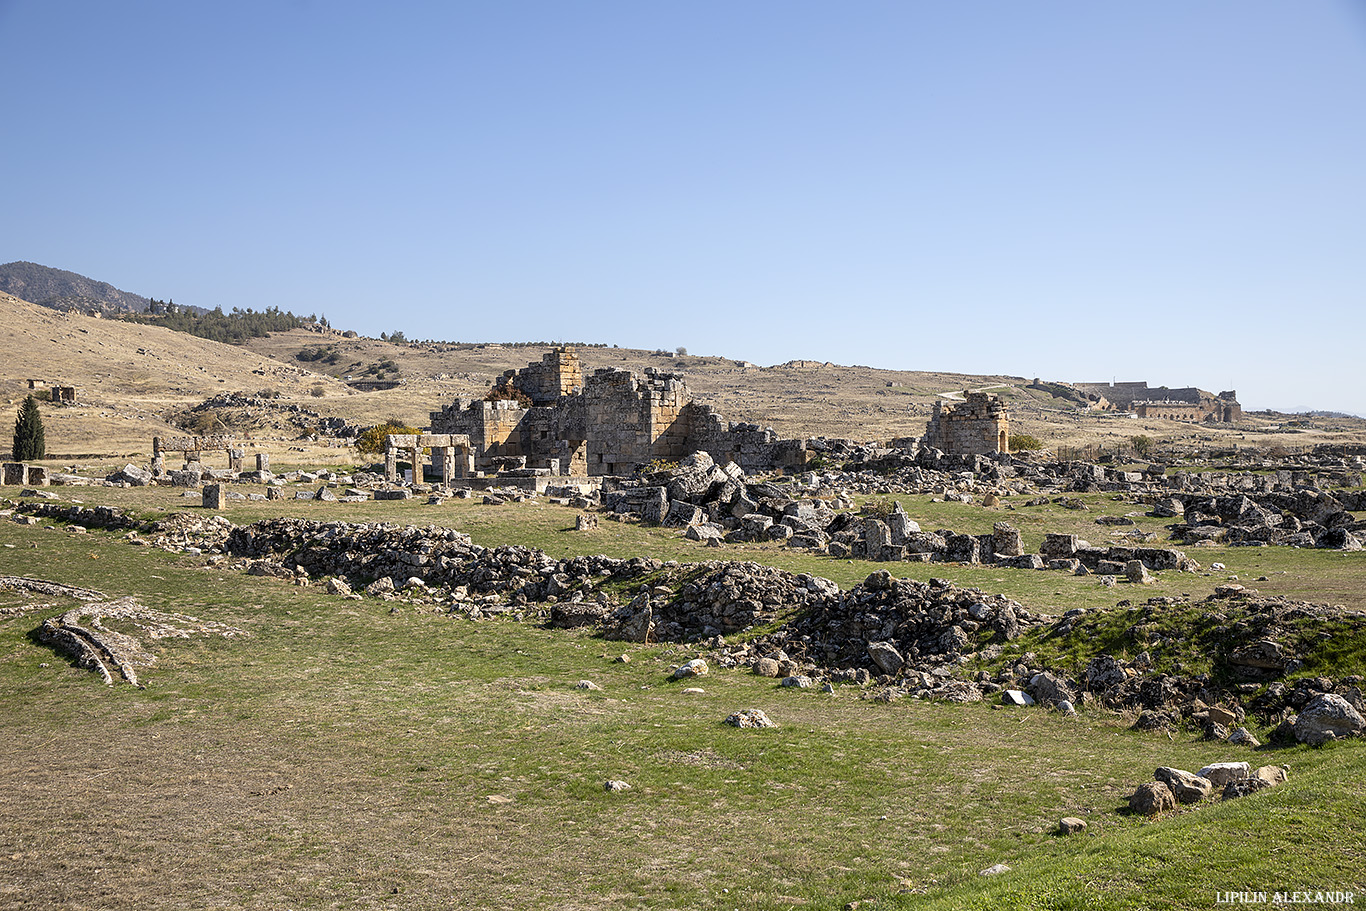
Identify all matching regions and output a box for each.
[12,395,45,461]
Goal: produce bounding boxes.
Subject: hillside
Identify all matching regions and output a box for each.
[0,293,350,457]
[3,284,1365,464]
[0,261,156,316]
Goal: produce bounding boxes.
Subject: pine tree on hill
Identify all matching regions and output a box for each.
[12,395,46,461]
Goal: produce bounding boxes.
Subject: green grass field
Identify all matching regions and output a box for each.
[2,482,1364,909]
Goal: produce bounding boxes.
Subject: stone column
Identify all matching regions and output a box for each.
[437,447,452,487]
[203,483,227,509]
[256,453,270,472]
[385,444,398,483]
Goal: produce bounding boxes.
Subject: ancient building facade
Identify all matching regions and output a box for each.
[429,348,809,477]
[923,393,1009,455]
[1133,392,1241,423]
[1073,381,1242,423]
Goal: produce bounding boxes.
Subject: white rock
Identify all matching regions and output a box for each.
[725,709,776,729]
[673,658,709,680]
[1197,762,1250,787]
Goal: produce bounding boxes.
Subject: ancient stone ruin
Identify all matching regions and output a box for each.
[923,392,1009,456]
[1073,381,1242,423]
[152,435,265,475]
[383,433,474,486]
[27,379,76,403]
[428,347,810,477]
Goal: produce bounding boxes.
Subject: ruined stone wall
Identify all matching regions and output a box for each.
[492,346,583,406]
[924,393,1009,455]
[581,368,692,475]
[1134,401,1210,421]
[1074,381,1241,423]
[685,405,809,472]
[1134,389,1241,423]
[431,348,812,477]
[1134,400,1242,423]
[429,399,530,463]
[1073,381,1151,409]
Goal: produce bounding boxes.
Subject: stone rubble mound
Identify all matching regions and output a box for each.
[733,571,1037,685]
[601,560,841,643]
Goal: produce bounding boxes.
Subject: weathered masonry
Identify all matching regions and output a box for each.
[383,433,473,485]
[429,347,810,477]
[1073,382,1242,423]
[152,435,268,474]
[924,393,1010,456]
[27,380,76,403]
[1132,392,1242,423]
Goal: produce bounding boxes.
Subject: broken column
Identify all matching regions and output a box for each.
[202,483,227,509]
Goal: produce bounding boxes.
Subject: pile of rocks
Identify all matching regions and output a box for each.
[1129,761,1288,815]
[181,392,364,441]
[1167,490,1366,551]
[7,500,142,532]
[601,452,825,536]
[700,570,1040,697]
[595,560,842,643]
[37,501,1353,738]
[601,453,1207,575]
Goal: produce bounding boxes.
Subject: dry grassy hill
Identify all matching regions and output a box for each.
[4,288,1364,465]
[0,293,351,459]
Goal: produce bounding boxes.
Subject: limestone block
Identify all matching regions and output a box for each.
[2,463,27,486]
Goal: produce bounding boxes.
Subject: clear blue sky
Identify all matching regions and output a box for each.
[3,1,1364,414]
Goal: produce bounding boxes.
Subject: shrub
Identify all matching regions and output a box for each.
[12,395,45,460]
[485,385,533,408]
[1010,433,1044,452]
[310,385,325,398]
[1129,434,1154,458]
[182,411,225,435]
[637,458,679,476]
[862,497,898,519]
[355,421,420,455]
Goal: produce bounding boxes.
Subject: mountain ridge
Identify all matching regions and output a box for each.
[0,261,199,316]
